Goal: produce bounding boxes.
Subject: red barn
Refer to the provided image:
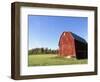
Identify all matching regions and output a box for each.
[59,32,87,59]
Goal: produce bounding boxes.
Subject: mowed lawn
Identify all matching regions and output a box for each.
[28,54,87,66]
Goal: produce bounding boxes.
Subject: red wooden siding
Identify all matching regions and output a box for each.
[59,32,76,57]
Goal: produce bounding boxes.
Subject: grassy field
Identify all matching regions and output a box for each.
[28,54,87,66]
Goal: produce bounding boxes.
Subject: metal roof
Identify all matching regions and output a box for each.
[70,32,87,43]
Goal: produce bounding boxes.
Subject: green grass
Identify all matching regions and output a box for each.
[28,54,87,66]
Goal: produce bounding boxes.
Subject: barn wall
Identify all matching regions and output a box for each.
[59,32,76,57]
[74,40,87,59]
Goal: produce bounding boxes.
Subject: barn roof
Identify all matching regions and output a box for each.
[59,32,87,44]
[70,32,87,43]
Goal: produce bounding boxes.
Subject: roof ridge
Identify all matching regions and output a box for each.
[70,32,87,43]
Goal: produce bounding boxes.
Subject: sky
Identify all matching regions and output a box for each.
[28,15,88,50]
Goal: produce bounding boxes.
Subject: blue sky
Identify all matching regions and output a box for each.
[28,15,88,50]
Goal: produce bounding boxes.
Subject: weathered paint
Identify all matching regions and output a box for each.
[59,32,76,57]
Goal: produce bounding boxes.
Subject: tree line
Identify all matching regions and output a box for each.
[28,48,58,55]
